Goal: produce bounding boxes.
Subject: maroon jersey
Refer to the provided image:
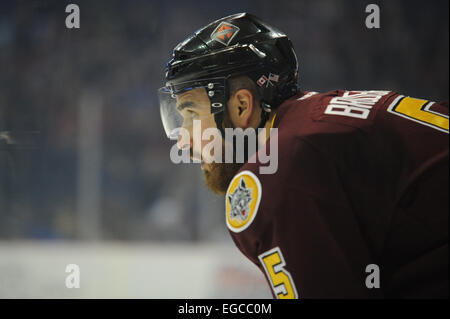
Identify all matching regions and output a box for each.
[225,90,449,298]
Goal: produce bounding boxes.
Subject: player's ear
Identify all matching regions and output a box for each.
[227,89,254,128]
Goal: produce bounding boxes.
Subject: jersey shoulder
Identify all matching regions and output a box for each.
[275,90,399,135]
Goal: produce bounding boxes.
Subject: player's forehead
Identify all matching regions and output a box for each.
[176,87,210,112]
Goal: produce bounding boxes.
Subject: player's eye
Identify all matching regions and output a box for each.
[187,109,199,118]
[181,110,199,124]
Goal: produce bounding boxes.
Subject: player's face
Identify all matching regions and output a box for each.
[175,88,242,195]
[175,88,219,165]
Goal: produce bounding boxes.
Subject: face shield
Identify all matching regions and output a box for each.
[158,78,227,140]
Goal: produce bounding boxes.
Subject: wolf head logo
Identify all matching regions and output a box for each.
[228,178,252,222]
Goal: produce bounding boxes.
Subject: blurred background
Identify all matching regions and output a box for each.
[0,0,448,298]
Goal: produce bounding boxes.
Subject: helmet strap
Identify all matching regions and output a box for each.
[213,111,226,138]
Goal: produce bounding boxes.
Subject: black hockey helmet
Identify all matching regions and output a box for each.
[158,12,299,139]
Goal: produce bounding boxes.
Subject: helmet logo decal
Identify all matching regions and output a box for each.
[257,75,268,87]
[268,73,279,83]
[257,73,280,87]
[210,22,240,46]
[226,171,262,233]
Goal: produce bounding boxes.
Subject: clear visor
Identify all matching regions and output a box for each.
[158,79,226,140]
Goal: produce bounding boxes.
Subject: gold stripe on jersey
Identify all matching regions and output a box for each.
[388,96,449,133]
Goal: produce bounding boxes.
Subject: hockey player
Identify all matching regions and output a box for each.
[158,13,448,298]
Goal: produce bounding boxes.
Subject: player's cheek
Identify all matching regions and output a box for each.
[201,119,224,162]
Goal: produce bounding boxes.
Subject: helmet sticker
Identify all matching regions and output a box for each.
[257,75,268,87]
[210,22,240,46]
[268,73,279,83]
[226,171,262,233]
[257,73,280,87]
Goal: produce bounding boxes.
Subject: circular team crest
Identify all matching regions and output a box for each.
[225,171,262,233]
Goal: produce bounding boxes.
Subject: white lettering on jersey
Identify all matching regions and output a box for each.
[325,90,391,119]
